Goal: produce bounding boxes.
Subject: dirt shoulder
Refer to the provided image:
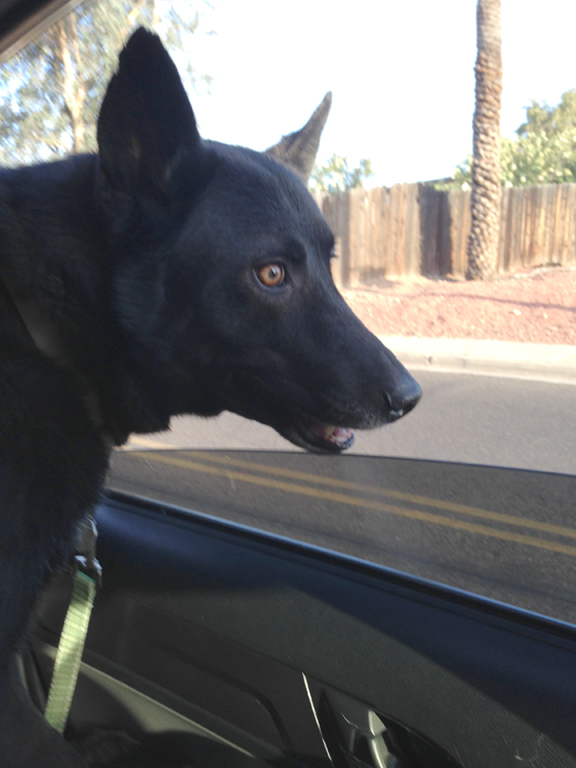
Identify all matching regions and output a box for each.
[343,267,576,345]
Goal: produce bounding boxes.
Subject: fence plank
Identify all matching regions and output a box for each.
[314,181,576,286]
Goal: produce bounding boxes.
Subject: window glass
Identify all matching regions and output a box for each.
[4,0,576,629]
[0,0,212,166]
[110,446,576,626]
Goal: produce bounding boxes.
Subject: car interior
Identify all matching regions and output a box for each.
[3,1,576,767]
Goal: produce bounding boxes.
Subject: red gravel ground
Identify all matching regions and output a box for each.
[343,267,576,345]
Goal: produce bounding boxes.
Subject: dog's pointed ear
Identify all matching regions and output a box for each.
[97,27,200,203]
[265,92,332,183]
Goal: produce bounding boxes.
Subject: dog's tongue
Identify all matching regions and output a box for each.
[311,424,354,449]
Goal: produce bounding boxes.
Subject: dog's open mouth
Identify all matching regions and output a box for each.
[307,423,355,451]
[281,422,355,453]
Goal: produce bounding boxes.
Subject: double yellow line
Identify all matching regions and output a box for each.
[121,444,576,559]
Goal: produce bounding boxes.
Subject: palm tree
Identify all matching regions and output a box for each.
[466,0,502,280]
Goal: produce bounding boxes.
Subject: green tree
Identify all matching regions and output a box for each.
[517,89,576,139]
[440,89,576,191]
[500,129,576,185]
[310,154,374,195]
[0,0,212,165]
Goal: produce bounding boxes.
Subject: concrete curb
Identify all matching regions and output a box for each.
[379,336,576,384]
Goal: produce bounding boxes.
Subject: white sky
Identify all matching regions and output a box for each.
[184,0,576,188]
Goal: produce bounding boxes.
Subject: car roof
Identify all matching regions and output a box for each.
[0,0,81,63]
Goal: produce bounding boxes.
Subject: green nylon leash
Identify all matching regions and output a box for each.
[44,570,97,732]
[44,517,101,734]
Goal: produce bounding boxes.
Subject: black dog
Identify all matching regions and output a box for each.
[0,28,420,767]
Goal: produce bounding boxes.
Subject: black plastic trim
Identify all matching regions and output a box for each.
[104,487,576,646]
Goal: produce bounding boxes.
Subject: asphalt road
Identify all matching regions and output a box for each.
[109,371,576,625]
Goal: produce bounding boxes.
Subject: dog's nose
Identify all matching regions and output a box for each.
[385,375,422,421]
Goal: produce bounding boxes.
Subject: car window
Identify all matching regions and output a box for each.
[3,0,576,631]
[108,448,576,626]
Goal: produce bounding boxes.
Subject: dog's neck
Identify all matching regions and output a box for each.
[7,290,115,452]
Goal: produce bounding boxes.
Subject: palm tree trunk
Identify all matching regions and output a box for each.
[466,0,502,280]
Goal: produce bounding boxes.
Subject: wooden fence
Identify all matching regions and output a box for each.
[314,183,576,287]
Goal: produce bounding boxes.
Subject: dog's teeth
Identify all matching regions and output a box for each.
[308,424,354,449]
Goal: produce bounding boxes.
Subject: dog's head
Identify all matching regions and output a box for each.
[97,29,421,453]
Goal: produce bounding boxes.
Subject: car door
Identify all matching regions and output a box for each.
[27,448,576,768]
[2,2,576,766]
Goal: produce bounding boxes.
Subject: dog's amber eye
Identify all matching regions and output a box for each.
[257,264,285,287]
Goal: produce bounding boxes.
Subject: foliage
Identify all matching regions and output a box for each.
[0,0,212,166]
[438,89,576,191]
[517,89,576,139]
[500,130,576,186]
[310,154,374,195]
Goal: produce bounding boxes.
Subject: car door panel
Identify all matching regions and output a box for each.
[32,490,576,768]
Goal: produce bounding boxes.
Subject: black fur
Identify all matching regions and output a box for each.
[0,28,420,767]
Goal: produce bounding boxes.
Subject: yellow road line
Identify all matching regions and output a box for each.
[170,451,576,541]
[135,452,576,558]
[125,436,173,449]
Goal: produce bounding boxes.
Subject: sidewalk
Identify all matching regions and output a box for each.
[379,336,576,384]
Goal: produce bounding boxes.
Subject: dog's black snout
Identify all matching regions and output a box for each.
[385,376,422,421]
